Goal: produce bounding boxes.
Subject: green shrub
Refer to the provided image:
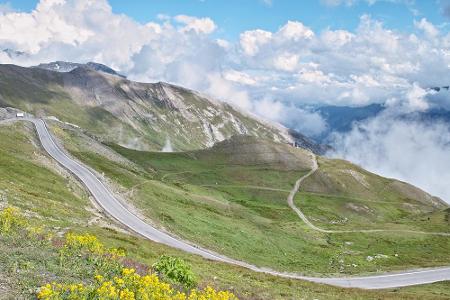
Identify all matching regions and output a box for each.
[153,255,197,289]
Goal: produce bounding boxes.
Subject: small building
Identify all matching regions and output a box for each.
[16,112,24,117]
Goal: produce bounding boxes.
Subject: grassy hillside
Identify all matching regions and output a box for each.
[3,122,450,299]
[46,122,450,278]
[298,157,448,231]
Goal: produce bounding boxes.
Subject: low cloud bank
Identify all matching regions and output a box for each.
[329,88,450,203]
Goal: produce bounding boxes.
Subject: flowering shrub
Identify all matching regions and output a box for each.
[153,255,196,289]
[60,232,126,258]
[188,286,238,300]
[62,232,105,256]
[0,206,26,234]
[37,283,87,299]
[37,268,238,300]
[59,232,126,278]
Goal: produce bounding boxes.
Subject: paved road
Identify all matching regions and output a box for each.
[22,118,450,289]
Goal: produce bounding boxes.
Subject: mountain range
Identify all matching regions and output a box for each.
[0,62,325,153]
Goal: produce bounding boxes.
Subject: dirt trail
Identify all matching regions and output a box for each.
[288,153,450,236]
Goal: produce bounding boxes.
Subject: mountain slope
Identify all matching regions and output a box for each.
[49,122,448,275]
[0,63,322,153]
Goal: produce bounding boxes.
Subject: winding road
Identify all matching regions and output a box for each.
[10,118,450,289]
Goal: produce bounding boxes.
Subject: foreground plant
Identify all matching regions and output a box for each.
[0,206,26,234]
[37,268,238,300]
[153,255,197,289]
[0,207,237,299]
[59,232,126,278]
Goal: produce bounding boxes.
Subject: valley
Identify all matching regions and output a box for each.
[55,120,449,274]
[0,64,449,299]
[1,118,450,299]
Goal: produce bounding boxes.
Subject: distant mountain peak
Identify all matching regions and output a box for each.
[34,61,126,78]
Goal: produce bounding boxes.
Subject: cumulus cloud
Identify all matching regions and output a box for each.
[273,52,300,72]
[278,21,314,41]
[0,0,94,54]
[174,15,216,34]
[239,29,272,56]
[223,70,258,86]
[414,18,439,38]
[0,0,158,69]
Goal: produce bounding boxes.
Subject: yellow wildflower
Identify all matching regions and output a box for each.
[122,268,135,276]
[0,206,26,234]
[119,288,135,300]
[36,284,55,300]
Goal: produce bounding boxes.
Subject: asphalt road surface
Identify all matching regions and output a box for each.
[25,118,450,289]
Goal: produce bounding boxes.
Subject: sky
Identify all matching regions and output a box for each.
[3,0,449,40]
[1,0,450,202]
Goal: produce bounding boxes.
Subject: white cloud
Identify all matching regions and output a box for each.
[206,72,253,111]
[254,99,327,136]
[298,69,332,84]
[278,21,314,41]
[174,15,216,34]
[0,0,94,53]
[216,38,230,49]
[273,52,299,72]
[414,18,439,38]
[321,29,354,47]
[223,70,258,86]
[239,29,272,56]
